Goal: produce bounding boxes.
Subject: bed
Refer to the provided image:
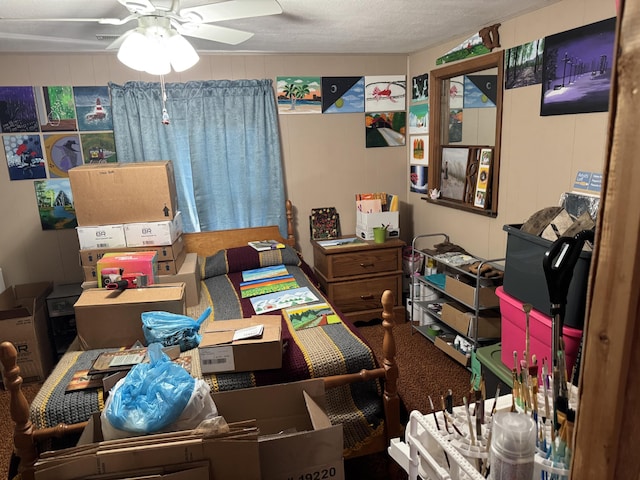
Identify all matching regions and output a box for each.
[0,200,401,480]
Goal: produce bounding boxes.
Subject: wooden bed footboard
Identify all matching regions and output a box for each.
[0,288,401,477]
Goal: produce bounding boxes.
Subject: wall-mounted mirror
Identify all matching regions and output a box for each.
[427,50,504,216]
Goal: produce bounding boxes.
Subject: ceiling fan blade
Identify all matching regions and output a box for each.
[178,23,253,45]
[0,16,136,26]
[179,0,282,24]
[0,31,104,47]
[117,0,156,15]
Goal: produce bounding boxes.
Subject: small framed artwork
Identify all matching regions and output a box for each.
[365,111,406,148]
[410,135,428,165]
[440,147,469,201]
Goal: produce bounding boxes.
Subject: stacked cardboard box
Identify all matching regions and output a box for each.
[70,162,199,306]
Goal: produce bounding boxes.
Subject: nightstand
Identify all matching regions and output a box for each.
[46,283,82,358]
[311,237,405,323]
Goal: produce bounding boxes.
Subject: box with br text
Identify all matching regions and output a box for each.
[124,212,184,247]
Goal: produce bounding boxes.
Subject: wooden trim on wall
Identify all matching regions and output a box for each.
[571,1,640,478]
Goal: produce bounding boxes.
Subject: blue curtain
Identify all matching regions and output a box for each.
[109,79,286,235]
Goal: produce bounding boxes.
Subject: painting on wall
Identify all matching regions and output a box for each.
[410,164,428,194]
[74,86,113,131]
[410,135,428,165]
[436,32,491,66]
[80,132,117,164]
[409,103,428,134]
[541,17,616,116]
[463,75,497,108]
[0,87,39,133]
[276,76,322,114]
[37,86,78,132]
[505,38,545,90]
[365,111,406,148]
[3,134,46,180]
[321,77,364,113]
[411,73,428,102]
[440,147,469,201]
[34,178,77,230]
[364,75,406,113]
[44,133,83,178]
[449,76,464,109]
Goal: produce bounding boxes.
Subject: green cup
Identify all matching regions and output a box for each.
[373,227,387,244]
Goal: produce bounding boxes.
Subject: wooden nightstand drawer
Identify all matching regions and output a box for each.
[318,248,401,279]
[324,274,402,313]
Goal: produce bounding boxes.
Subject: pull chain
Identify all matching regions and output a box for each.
[160,74,170,125]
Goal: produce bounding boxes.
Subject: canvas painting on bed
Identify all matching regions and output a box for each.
[250,286,319,314]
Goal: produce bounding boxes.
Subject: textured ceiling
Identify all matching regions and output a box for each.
[0,0,560,55]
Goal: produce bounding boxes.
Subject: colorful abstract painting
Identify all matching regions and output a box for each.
[321,77,364,113]
[277,76,322,114]
[541,17,616,116]
[74,86,113,131]
[364,75,406,113]
[0,87,39,133]
[44,133,83,178]
[80,132,117,164]
[34,178,77,230]
[38,86,78,132]
[365,111,406,148]
[3,134,46,180]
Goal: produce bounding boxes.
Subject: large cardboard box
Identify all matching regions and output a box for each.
[34,379,343,480]
[158,252,201,307]
[440,302,501,339]
[199,315,282,373]
[79,235,185,266]
[125,211,184,247]
[69,161,179,226]
[444,274,499,308]
[74,283,186,349]
[0,282,53,383]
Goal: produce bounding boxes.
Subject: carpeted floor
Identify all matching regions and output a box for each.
[0,319,471,480]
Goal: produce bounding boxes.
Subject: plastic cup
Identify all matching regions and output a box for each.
[373,227,387,243]
[489,412,536,480]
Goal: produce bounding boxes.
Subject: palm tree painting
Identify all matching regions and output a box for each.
[276,76,322,114]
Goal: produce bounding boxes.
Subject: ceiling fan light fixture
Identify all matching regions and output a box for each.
[117,29,150,72]
[167,32,199,73]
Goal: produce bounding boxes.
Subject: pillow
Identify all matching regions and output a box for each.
[201,245,301,279]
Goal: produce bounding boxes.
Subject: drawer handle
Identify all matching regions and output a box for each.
[359,262,375,268]
[360,294,375,300]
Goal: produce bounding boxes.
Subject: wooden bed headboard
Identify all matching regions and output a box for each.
[182,199,296,257]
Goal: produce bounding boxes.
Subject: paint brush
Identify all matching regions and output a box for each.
[429,395,450,468]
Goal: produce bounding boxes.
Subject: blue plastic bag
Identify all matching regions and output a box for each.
[105,343,196,434]
[142,307,211,351]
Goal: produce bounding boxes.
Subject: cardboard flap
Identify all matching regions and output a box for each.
[303,391,332,430]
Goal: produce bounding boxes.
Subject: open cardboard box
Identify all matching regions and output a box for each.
[440,302,501,339]
[34,379,343,480]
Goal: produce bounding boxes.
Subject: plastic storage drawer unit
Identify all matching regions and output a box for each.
[502,224,591,329]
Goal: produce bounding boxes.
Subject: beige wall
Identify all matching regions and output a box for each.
[408,0,616,259]
[0,0,616,288]
[0,53,408,287]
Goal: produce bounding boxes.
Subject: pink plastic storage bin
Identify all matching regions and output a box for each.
[497,286,583,381]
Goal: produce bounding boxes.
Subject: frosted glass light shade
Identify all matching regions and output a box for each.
[117,30,150,72]
[168,33,200,72]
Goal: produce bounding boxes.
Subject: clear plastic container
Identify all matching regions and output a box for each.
[489,412,536,480]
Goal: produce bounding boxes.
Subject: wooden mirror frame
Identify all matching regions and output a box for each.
[427,50,504,217]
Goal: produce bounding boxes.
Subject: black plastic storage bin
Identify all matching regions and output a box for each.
[502,224,592,329]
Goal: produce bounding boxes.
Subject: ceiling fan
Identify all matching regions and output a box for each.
[0,0,283,73]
